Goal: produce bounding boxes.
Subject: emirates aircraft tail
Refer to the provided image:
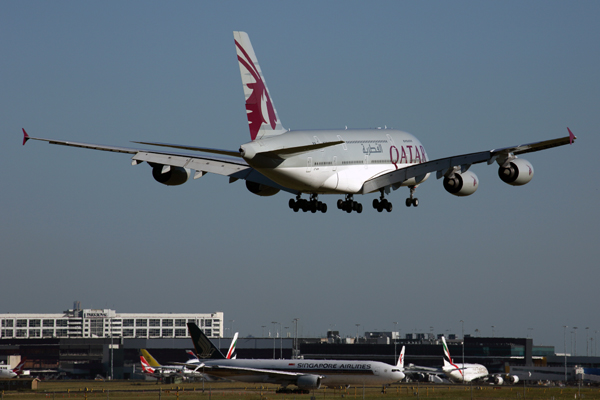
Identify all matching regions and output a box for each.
[226,332,238,359]
[234,31,286,141]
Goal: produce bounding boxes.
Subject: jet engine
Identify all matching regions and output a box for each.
[498,158,534,186]
[152,165,190,186]
[246,180,280,196]
[492,375,504,385]
[505,374,519,384]
[443,170,479,197]
[296,374,321,390]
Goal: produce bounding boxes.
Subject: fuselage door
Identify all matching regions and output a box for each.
[333,156,337,171]
[306,157,312,173]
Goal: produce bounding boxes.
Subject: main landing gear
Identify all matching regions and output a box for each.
[289,194,327,213]
[405,186,419,207]
[372,190,393,212]
[337,195,362,213]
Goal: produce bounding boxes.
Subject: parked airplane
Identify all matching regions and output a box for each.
[441,336,519,384]
[186,323,404,392]
[21,31,576,214]
[140,349,205,380]
[0,359,26,379]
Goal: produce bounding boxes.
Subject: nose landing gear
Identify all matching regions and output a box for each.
[405,186,419,207]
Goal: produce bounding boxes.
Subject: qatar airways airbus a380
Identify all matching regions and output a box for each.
[22,31,576,214]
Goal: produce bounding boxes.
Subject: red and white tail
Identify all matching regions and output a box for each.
[140,356,155,374]
[12,359,26,375]
[234,31,286,141]
[397,346,405,369]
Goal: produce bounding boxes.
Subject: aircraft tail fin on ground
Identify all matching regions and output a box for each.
[397,346,405,369]
[441,336,453,368]
[226,332,238,359]
[187,322,226,359]
[234,31,286,141]
[140,349,162,368]
[140,356,156,374]
[12,359,26,375]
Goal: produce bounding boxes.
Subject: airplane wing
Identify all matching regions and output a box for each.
[22,129,298,194]
[361,131,575,194]
[202,364,321,384]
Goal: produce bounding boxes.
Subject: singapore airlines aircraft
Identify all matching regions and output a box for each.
[186,323,405,392]
[22,31,576,214]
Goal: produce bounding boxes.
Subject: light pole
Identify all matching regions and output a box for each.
[574,327,578,356]
[355,324,361,342]
[393,322,398,362]
[279,322,283,359]
[293,318,299,359]
[563,325,568,382]
[271,321,278,359]
[586,327,589,356]
[261,325,266,338]
[460,320,465,384]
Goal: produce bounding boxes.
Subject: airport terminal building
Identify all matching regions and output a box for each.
[0,306,224,339]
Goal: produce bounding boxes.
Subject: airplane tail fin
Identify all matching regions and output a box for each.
[397,346,405,369]
[185,350,198,360]
[12,359,26,375]
[441,336,453,368]
[140,349,162,368]
[234,31,286,141]
[140,356,156,374]
[187,322,225,359]
[226,332,239,359]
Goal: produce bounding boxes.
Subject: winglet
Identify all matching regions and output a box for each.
[567,127,576,144]
[22,128,30,146]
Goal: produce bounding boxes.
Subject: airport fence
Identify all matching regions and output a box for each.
[1,381,600,400]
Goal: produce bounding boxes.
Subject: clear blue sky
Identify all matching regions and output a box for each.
[2,1,599,353]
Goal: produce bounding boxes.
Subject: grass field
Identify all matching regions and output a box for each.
[2,381,599,400]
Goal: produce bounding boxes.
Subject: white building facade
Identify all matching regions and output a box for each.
[0,308,223,339]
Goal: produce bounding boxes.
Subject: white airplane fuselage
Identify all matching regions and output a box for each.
[198,358,404,387]
[443,362,489,383]
[240,129,430,194]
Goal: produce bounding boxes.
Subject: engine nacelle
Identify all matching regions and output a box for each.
[152,165,190,186]
[498,158,534,186]
[506,375,519,384]
[296,374,321,390]
[443,170,479,197]
[492,375,504,385]
[246,180,280,197]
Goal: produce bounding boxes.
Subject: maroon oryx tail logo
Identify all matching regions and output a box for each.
[236,40,278,140]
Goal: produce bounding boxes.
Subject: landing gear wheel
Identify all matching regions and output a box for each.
[321,203,327,213]
[373,199,380,209]
[406,198,412,207]
[412,198,419,207]
[337,199,343,209]
[356,203,363,213]
[385,202,393,212]
[289,199,295,209]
